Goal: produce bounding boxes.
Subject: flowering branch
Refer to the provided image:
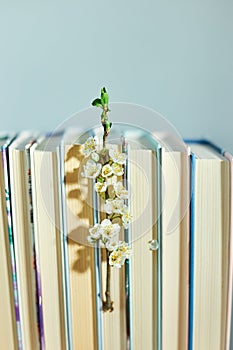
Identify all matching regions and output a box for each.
[81,87,132,312]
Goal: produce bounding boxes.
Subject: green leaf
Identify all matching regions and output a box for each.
[103,93,109,105]
[103,121,112,133]
[107,121,112,130]
[101,87,107,95]
[92,98,102,108]
[97,176,104,183]
[101,87,109,105]
[100,192,106,200]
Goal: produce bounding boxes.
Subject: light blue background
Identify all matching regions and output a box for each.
[0,1,232,150]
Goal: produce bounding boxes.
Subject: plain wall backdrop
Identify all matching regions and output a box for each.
[0,1,233,150]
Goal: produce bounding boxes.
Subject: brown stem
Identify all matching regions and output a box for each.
[102,249,114,312]
[109,213,121,221]
[102,108,109,150]
[101,104,114,312]
[103,131,107,150]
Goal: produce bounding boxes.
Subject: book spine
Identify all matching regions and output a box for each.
[2,144,23,349]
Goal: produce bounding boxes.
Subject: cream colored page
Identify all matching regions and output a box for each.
[102,259,126,350]
[65,144,97,350]
[130,149,157,350]
[193,160,229,350]
[34,150,65,349]
[162,151,189,350]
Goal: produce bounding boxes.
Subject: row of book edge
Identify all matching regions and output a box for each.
[0,130,232,350]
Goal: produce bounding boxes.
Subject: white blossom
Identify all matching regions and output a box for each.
[88,223,102,243]
[100,219,120,241]
[109,149,127,164]
[81,137,97,157]
[121,206,132,229]
[102,164,113,178]
[114,182,128,199]
[106,240,120,252]
[95,181,107,193]
[82,134,132,268]
[108,241,132,267]
[81,159,102,179]
[109,249,125,268]
[117,241,132,259]
[112,163,124,176]
[104,198,125,214]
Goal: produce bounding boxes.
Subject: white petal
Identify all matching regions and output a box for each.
[95,182,107,193]
[102,164,113,178]
[101,219,112,226]
[112,163,124,176]
[109,149,127,164]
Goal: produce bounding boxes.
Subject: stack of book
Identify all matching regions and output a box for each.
[0,130,232,350]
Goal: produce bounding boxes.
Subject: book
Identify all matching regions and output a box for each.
[128,146,159,350]
[187,140,230,350]
[8,132,40,349]
[62,138,98,350]
[31,133,67,349]
[161,139,190,350]
[0,135,18,349]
